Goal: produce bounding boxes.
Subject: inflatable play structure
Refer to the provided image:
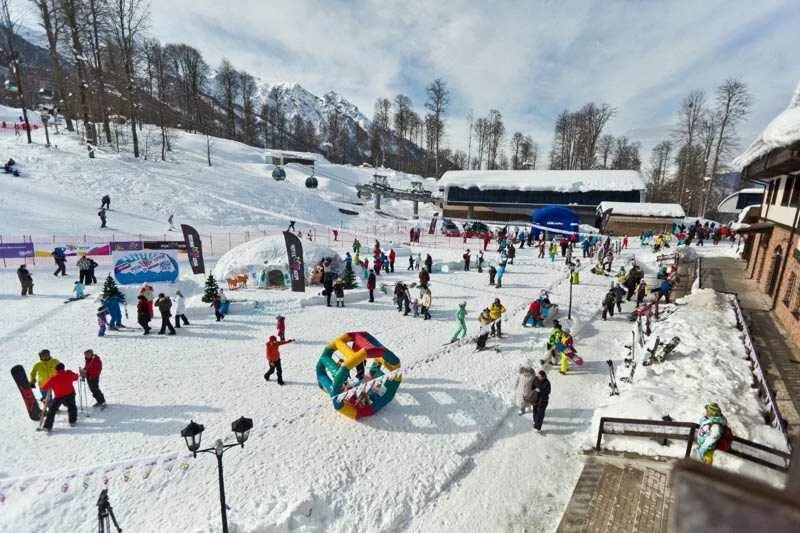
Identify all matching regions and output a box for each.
[531,205,579,239]
[316,332,402,419]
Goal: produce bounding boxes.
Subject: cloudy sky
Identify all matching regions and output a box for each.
[15,0,800,166]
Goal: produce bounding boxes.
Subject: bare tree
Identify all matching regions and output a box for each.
[519,136,537,169]
[369,97,390,166]
[424,78,449,177]
[510,131,524,169]
[83,0,112,142]
[32,0,75,132]
[596,134,614,169]
[484,109,504,169]
[166,43,208,133]
[647,140,672,200]
[673,90,705,206]
[239,70,257,145]
[611,136,641,170]
[143,39,170,160]
[393,94,412,168]
[1,0,33,143]
[214,58,239,139]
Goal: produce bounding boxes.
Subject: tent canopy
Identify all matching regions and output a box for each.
[531,205,579,238]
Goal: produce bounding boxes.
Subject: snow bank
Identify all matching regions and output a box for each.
[599,201,685,218]
[734,80,800,169]
[213,235,342,280]
[438,169,645,192]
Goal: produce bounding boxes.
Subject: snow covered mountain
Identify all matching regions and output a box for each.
[259,82,371,133]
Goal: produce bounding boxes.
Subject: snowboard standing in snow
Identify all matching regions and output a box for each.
[643,336,681,366]
[10,365,41,421]
[606,360,620,395]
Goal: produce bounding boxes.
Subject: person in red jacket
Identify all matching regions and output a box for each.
[264,335,294,385]
[41,363,79,431]
[522,299,543,327]
[367,269,377,302]
[80,349,106,408]
[388,248,396,273]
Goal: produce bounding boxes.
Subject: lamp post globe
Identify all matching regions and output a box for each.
[180,420,205,456]
[231,416,253,446]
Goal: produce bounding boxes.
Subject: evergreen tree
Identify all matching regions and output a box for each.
[202,274,220,303]
[342,265,357,289]
[102,275,123,299]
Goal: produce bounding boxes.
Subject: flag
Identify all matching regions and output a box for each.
[180,224,205,274]
[283,231,305,292]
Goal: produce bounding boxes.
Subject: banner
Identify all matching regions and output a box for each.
[428,213,439,234]
[180,224,205,275]
[113,250,179,285]
[0,242,34,259]
[143,240,187,252]
[36,243,111,257]
[283,231,305,292]
[110,241,144,252]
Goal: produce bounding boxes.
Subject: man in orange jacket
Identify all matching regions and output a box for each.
[264,335,294,386]
[41,363,79,432]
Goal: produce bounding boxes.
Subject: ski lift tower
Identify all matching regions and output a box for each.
[372,174,388,210]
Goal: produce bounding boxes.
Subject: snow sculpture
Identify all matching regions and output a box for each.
[316,332,402,419]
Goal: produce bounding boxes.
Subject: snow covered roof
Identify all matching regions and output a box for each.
[598,201,685,218]
[438,170,645,192]
[734,81,800,169]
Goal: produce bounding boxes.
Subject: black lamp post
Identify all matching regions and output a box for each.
[181,417,253,533]
[568,264,575,320]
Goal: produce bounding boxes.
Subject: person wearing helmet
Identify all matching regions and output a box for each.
[264,335,294,386]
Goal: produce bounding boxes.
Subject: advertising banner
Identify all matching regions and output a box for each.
[112,250,179,285]
[283,231,305,292]
[110,241,144,252]
[143,241,187,251]
[180,224,205,275]
[35,243,111,257]
[0,242,34,259]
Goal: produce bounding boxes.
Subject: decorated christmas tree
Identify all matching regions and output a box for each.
[102,275,123,299]
[202,274,220,303]
[342,264,357,289]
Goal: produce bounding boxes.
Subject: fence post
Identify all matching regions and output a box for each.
[596,418,605,451]
[685,425,697,458]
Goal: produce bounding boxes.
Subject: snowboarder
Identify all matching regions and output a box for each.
[174,290,189,328]
[694,402,730,465]
[421,288,432,320]
[40,363,79,432]
[489,298,506,337]
[98,207,107,228]
[80,349,106,408]
[476,308,493,350]
[530,370,551,431]
[488,265,497,286]
[516,365,536,414]
[543,320,563,366]
[367,270,377,302]
[388,249,396,272]
[477,250,484,273]
[334,279,345,307]
[137,295,152,334]
[276,315,286,341]
[156,294,176,335]
[17,264,33,296]
[30,349,61,401]
[264,336,294,385]
[463,249,471,271]
[52,248,67,276]
[451,302,467,342]
[72,281,86,300]
[100,195,111,210]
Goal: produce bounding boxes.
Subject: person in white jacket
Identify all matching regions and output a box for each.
[173,290,190,328]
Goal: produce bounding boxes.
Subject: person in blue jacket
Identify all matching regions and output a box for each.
[581,238,591,258]
[103,293,125,330]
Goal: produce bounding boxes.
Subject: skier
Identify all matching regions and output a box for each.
[100,195,111,210]
[477,250,484,273]
[488,265,497,286]
[388,249,396,273]
[17,264,33,296]
[97,306,109,336]
[98,207,107,228]
[30,349,61,401]
[52,247,67,276]
[602,286,616,320]
[694,402,730,465]
[276,315,286,341]
[287,220,296,232]
[516,365,536,414]
[463,249,471,271]
[421,288,432,320]
[334,279,345,307]
[80,349,106,408]
[476,308,493,350]
[367,269,377,302]
[530,370,551,431]
[103,293,125,330]
[174,290,189,328]
[489,298,506,337]
[155,294,175,335]
[264,336,294,385]
[40,363,79,432]
[137,295,152,334]
[451,302,467,342]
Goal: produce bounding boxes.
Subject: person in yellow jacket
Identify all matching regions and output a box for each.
[29,349,61,401]
[489,298,506,337]
[557,330,575,375]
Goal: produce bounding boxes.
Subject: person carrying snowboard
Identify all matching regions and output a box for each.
[17,264,33,296]
[489,298,506,337]
[80,349,106,408]
[137,295,151,334]
[30,349,61,401]
[542,320,563,366]
[156,293,176,335]
[40,363,79,432]
[694,402,730,465]
[264,336,294,385]
[451,302,467,342]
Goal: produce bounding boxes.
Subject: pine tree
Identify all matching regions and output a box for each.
[202,274,220,303]
[342,264,357,289]
[102,275,123,299]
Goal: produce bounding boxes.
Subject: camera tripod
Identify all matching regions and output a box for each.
[97,489,122,533]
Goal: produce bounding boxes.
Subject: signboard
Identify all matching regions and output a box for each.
[143,241,187,252]
[112,250,179,285]
[110,241,144,252]
[0,242,34,259]
[35,243,110,257]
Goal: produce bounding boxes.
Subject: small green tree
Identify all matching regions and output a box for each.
[102,275,123,299]
[342,265,357,289]
[202,274,220,303]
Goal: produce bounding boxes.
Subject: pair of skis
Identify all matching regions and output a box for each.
[606,360,620,396]
[621,332,637,383]
[642,336,681,366]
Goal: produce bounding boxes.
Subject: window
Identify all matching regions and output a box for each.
[792,174,800,207]
[785,272,797,307]
[781,176,795,206]
[765,181,774,205]
[771,178,782,204]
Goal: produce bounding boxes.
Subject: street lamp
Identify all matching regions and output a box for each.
[568,263,575,320]
[181,417,253,533]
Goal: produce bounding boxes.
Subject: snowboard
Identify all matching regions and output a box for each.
[64,295,89,304]
[563,348,584,366]
[606,360,620,396]
[10,365,41,421]
[643,336,680,366]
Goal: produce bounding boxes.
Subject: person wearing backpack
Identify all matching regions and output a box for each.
[694,402,731,465]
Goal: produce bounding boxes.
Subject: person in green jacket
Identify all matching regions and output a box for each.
[540,320,563,366]
[29,349,61,401]
[451,302,467,342]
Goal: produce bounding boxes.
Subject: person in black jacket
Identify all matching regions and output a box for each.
[17,264,33,295]
[156,293,176,335]
[602,288,616,320]
[424,254,433,274]
[531,370,551,431]
[52,248,67,276]
[323,271,335,307]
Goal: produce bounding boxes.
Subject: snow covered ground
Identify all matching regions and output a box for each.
[0,115,789,532]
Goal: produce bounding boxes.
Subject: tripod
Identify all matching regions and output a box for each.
[78,376,90,417]
[97,489,122,533]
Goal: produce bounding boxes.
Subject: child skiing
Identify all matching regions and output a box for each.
[80,349,106,408]
[264,336,294,385]
[97,306,109,336]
